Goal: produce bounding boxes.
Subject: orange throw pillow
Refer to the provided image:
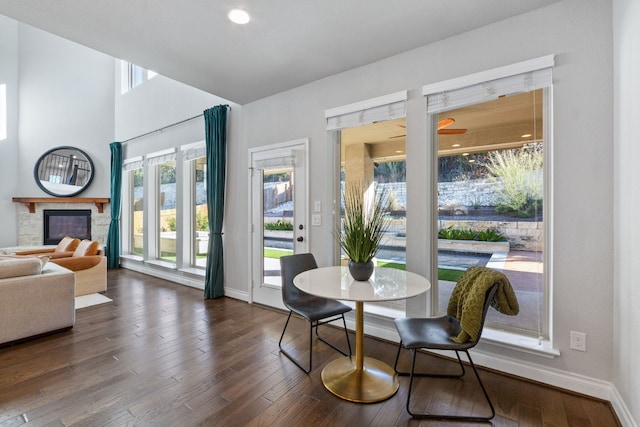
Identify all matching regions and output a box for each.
[55,236,81,252]
[73,240,100,257]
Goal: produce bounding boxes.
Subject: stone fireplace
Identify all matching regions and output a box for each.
[14,198,110,246]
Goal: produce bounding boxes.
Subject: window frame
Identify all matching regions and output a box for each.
[121,143,209,277]
[120,61,158,94]
[424,55,556,355]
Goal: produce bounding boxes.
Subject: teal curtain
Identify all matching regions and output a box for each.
[106,141,122,269]
[204,105,229,299]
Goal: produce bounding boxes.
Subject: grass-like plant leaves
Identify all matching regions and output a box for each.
[338,183,391,263]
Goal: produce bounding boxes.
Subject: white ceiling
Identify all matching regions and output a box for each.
[0,0,559,105]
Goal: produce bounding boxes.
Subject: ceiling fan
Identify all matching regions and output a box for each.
[389,118,467,139]
[437,117,467,135]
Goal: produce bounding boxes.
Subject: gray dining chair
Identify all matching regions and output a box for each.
[393,279,500,421]
[278,253,352,373]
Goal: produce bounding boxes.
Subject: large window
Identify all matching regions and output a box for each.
[435,90,546,337]
[426,58,553,342]
[340,119,407,311]
[327,91,408,314]
[122,142,209,276]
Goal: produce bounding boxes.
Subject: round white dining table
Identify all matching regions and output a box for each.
[293,266,431,403]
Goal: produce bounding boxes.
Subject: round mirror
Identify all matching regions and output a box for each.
[34,146,95,197]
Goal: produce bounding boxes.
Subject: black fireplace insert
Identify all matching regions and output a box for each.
[43,209,92,245]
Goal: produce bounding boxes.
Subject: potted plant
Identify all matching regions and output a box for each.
[338,182,392,281]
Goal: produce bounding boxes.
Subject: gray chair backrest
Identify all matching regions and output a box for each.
[472,284,499,345]
[280,253,318,305]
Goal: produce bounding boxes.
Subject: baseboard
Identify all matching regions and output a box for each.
[343,313,635,426]
[610,386,638,427]
[120,260,249,301]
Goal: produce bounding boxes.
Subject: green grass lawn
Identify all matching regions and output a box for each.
[263,249,465,282]
[264,248,293,259]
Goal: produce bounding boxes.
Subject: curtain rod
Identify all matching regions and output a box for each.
[122,114,201,144]
[121,105,230,144]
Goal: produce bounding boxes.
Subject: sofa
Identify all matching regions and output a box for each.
[49,240,107,296]
[11,238,107,297]
[13,235,81,259]
[0,257,75,346]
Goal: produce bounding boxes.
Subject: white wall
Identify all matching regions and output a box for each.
[0,20,114,247]
[115,68,238,152]
[16,24,115,199]
[0,16,19,246]
[231,0,617,396]
[613,0,640,423]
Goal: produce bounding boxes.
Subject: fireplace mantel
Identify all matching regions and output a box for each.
[12,197,110,214]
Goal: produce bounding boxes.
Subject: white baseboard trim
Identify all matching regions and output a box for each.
[610,386,638,427]
[343,313,635,426]
[120,260,249,301]
[224,288,249,301]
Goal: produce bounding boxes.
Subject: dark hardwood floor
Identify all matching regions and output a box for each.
[0,269,619,426]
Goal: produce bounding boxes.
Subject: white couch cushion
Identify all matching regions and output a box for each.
[0,257,42,279]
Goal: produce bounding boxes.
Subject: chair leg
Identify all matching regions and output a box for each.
[314,314,352,357]
[278,311,312,373]
[400,347,495,421]
[279,312,352,373]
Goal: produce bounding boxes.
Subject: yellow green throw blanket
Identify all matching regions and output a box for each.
[447,266,520,343]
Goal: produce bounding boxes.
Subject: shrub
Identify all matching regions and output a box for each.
[166,216,177,231]
[485,142,543,218]
[196,212,209,231]
[476,228,507,242]
[438,226,506,242]
[264,219,294,231]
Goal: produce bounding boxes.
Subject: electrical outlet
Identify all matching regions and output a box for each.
[570,331,586,352]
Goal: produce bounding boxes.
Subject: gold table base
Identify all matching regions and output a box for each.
[321,356,399,403]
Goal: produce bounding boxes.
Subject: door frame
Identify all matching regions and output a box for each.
[248,138,309,307]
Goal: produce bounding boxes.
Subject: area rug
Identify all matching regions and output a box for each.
[75,293,113,309]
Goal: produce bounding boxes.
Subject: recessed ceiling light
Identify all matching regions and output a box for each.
[452,144,461,148]
[228,9,250,24]
[395,150,404,154]
[462,152,469,156]
[521,133,532,138]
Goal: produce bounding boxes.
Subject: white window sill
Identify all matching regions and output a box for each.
[178,267,205,277]
[480,328,560,358]
[145,259,177,269]
[121,253,143,262]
